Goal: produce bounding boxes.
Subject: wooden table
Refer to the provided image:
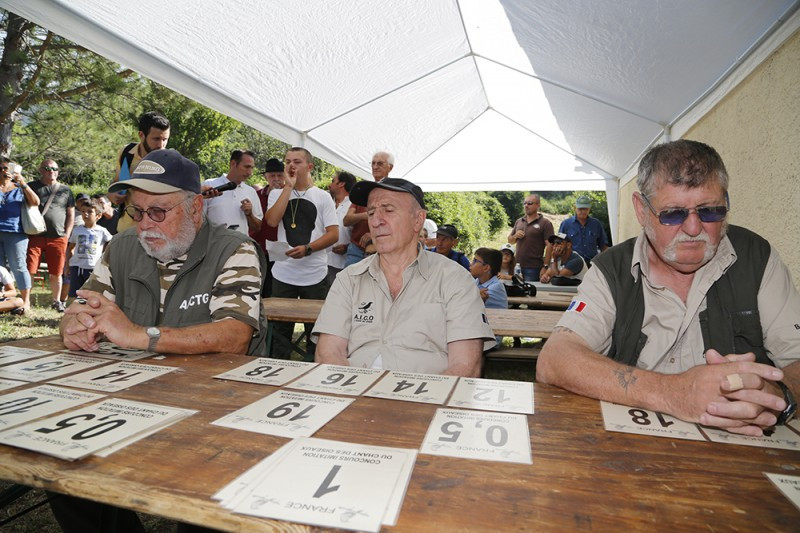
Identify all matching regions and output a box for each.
[0,336,797,531]
[507,292,573,311]
[263,297,563,340]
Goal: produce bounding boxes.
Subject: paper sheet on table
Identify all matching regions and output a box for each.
[265,241,292,261]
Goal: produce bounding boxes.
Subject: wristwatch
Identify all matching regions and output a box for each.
[146,326,161,352]
[776,381,797,425]
[305,245,313,256]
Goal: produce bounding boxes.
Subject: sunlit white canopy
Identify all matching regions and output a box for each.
[3,0,799,238]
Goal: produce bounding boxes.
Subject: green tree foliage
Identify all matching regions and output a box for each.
[0,10,136,157]
[132,81,238,179]
[489,191,526,224]
[423,192,508,255]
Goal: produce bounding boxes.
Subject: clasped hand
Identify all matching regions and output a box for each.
[61,290,141,352]
[680,349,786,436]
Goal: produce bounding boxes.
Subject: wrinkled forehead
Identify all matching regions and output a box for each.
[367,188,415,210]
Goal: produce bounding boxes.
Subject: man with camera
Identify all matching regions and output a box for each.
[203,149,263,235]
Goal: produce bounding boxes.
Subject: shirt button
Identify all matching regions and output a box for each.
[669,358,675,363]
[382,340,387,345]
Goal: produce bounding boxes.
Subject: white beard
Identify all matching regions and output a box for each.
[138,214,197,262]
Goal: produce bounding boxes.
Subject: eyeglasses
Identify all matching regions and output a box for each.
[41,166,59,171]
[471,258,487,266]
[640,194,728,226]
[125,197,191,223]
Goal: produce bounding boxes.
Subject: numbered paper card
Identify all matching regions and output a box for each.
[231,437,415,532]
[420,408,532,464]
[702,425,800,450]
[0,385,105,430]
[765,473,800,512]
[50,362,178,392]
[0,346,54,366]
[447,377,534,414]
[0,378,25,392]
[287,364,384,396]
[364,371,457,404]
[214,358,317,386]
[0,353,108,383]
[62,342,156,362]
[600,401,707,441]
[0,398,194,460]
[212,390,354,438]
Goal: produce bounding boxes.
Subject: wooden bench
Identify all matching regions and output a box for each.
[485,346,541,361]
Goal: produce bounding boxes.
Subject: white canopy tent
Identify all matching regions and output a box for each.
[3,0,799,241]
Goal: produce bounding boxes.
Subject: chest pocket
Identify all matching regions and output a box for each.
[731,309,764,349]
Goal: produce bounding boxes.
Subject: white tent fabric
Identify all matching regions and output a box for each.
[3,0,799,240]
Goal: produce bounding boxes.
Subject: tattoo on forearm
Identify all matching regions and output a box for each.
[614,367,637,392]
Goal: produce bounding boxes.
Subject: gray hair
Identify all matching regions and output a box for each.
[373,151,395,166]
[637,140,728,198]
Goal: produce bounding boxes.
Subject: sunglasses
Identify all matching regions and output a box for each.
[125,197,191,223]
[523,201,537,206]
[0,167,8,172]
[640,193,728,226]
[41,166,59,171]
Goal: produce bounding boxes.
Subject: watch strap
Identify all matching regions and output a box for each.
[776,381,797,425]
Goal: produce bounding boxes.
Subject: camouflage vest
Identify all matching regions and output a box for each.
[107,221,268,356]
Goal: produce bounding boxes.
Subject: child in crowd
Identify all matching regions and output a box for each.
[498,243,518,282]
[0,265,25,315]
[470,247,508,310]
[66,199,112,299]
[471,247,507,346]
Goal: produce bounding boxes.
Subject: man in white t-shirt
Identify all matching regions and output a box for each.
[266,147,338,359]
[0,266,24,314]
[202,149,263,235]
[327,171,355,286]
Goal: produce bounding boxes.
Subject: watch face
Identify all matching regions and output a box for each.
[147,327,160,337]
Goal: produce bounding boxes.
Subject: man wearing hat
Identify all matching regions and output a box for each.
[60,148,268,358]
[430,223,470,269]
[251,157,286,297]
[540,232,587,285]
[312,178,495,376]
[202,149,263,235]
[559,194,609,264]
[54,149,269,533]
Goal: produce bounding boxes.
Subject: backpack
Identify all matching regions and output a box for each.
[505,275,537,297]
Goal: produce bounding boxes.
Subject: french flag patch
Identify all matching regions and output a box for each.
[567,300,587,312]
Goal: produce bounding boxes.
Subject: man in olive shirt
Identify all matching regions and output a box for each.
[312,178,495,376]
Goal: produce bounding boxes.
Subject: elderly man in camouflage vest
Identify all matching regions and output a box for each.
[60,148,268,357]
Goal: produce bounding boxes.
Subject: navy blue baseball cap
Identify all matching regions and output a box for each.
[108,149,201,194]
[349,177,425,209]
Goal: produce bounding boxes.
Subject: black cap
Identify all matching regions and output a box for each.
[264,158,284,173]
[349,177,425,209]
[108,149,200,194]
[548,232,571,243]
[75,193,90,202]
[437,224,458,239]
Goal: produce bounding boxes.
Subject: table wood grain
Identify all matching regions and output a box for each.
[0,336,797,531]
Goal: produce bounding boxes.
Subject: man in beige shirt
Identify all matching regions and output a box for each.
[312,178,495,376]
[537,140,799,436]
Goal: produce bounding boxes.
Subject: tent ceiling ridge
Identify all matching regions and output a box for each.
[475,53,663,127]
[494,109,617,180]
[305,52,472,133]
[402,106,490,178]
